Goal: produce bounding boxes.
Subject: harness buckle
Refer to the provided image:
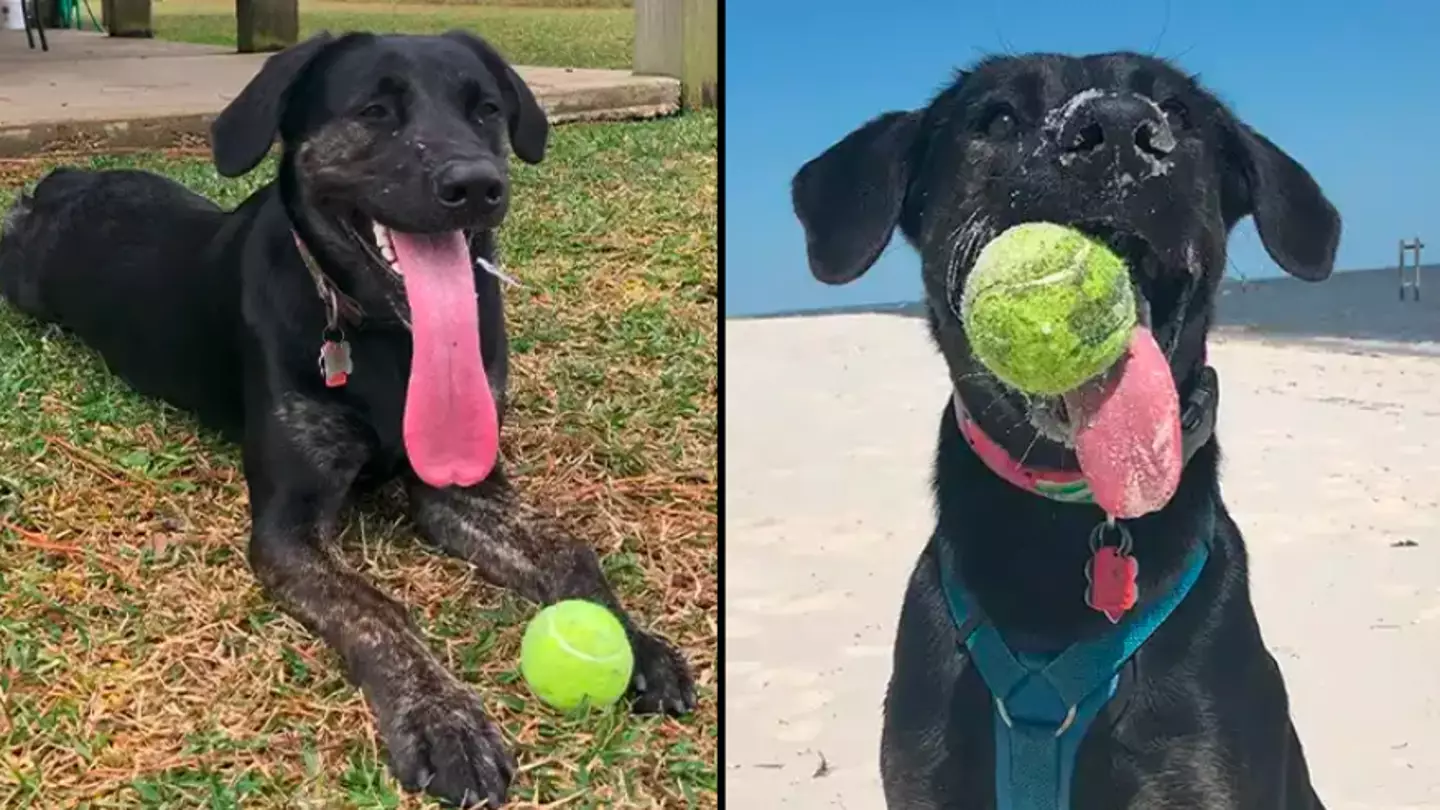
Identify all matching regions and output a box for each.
[994,697,1079,738]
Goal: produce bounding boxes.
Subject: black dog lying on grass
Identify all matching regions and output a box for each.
[0,31,694,808]
[793,53,1339,808]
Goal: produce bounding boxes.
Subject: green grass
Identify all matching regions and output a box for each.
[0,112,716,808]
[150,0,635,69]
[308,0,632,6]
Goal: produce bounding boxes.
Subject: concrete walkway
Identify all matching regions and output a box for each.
[727,314,1440,809]
[0,30,679,155]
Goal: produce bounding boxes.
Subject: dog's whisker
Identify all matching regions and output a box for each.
[943,210,995,320]
[941,210,977,307]
[976,395,1008,421]
[476,256,521,287]
[1015,430,1042,468]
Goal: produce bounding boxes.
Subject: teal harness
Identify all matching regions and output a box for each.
[936,519,1212,810]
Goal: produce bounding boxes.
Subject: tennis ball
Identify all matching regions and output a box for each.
[520,600,634,711]
[960,223,1136,395]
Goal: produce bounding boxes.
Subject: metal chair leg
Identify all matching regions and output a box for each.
[20,0,36,48]
[32,0,48,51]
[23,0,48,51]
[21,0,46,50]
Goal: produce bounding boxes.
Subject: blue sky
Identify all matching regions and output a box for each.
[725,0,1440,316]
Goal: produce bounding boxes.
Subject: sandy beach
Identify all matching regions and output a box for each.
[725,312,1440,809]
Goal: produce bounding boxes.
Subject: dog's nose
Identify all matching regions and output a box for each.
[1056,92,1175,161]
[432,161,506,210]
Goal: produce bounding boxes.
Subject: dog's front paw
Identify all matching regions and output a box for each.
[375,679,516,808]
[627,630,696,716]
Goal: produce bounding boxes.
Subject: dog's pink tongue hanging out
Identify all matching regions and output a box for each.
[1063,326,1182,519]
[390,231,498,488]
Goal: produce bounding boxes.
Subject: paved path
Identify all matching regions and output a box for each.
[0,31,678,154]
[727,313,1440,809]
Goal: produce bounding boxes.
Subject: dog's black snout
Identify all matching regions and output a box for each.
[433,161,506,209]
[1058,93,1175,160]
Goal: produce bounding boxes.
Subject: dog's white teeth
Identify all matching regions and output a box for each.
[370,222,401,273]
[371,222,394,253]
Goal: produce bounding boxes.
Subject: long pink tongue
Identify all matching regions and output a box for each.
[1064,327,1181,519]
[391,230,498,488]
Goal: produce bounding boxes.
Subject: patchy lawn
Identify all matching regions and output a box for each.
[149,0,634,69]
[0,111,716,808]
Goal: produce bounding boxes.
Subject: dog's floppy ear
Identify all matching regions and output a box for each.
[211,32,337,178]
[792,110,922,285]
[444,31,549,165]
[1226,121,1341,282]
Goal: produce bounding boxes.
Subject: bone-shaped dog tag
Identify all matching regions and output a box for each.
[319,340,353,388]
[1085,546,1138,623]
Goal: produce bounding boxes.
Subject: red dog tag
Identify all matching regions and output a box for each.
[319,339,352,388]
[1086,546,1138,623]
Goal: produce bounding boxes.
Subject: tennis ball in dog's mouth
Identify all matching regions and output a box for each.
[520,600,634,711]
[960,222,1136,395]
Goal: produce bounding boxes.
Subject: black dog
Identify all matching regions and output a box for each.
[0,31,694,808]
[792,53,1340,808]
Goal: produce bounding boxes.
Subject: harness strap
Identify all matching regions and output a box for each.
[936,519,1212,810]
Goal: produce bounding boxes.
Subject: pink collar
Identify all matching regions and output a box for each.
[952,392,1096,504]
[952,349,1213,506]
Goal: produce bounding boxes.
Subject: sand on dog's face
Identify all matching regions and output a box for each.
[904,58,1236,469]
[793,50,1337,500]
[798,52,1335,477]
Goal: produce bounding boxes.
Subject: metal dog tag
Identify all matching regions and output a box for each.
[319,340,353,388]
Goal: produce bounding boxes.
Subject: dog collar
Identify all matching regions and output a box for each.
[293,231,364,388]
[953,364,1219,507]
[292,231,364,329]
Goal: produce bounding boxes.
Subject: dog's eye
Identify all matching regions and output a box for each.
[1160,98,1191,130]
[979,107,1017,139]
[359,102,392,121]
[476,101,502,120]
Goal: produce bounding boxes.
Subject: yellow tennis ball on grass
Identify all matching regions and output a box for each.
[520,600,634,711]
[960,222,1136,395]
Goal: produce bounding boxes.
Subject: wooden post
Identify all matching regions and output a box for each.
[236,0,297,53]
[104,0,153,37]
[634,0,718,110]
[1399,239,1407,301]
[1399,237,1424,302]
[680,0,717,109]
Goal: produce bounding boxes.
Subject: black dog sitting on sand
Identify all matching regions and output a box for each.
[793,52,1339,809]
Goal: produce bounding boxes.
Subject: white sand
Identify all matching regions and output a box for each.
[726,313,1440,809]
